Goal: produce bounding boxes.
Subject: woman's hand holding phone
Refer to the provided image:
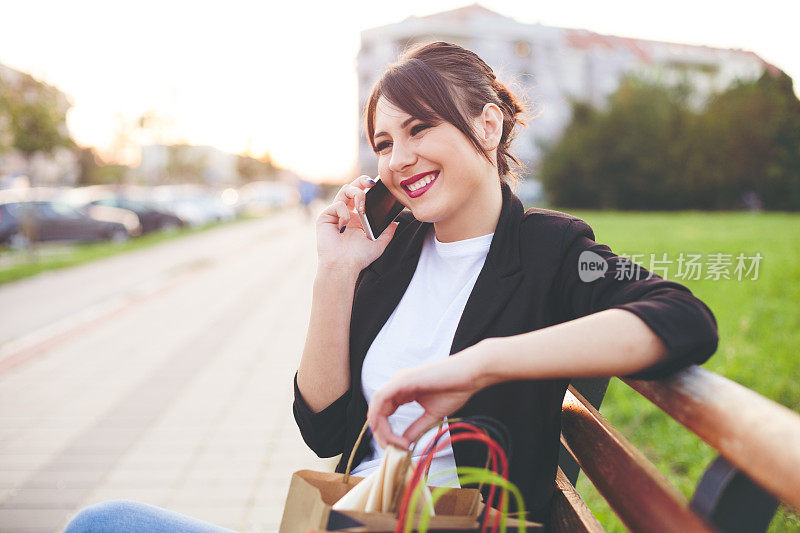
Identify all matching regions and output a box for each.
[316,175,400,274]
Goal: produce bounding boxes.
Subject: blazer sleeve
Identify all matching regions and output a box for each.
[555,218,719,380]
[293,371,351,458]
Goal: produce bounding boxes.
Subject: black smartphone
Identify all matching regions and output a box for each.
[358,176,405,240]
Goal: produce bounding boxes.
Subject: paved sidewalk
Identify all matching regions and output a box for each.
[0,210,298,349]
[0,209,337,532]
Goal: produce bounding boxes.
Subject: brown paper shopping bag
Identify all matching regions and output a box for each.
[279,469,484,533]
[279,419,543,533]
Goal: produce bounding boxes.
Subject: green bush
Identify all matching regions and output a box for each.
[539,72,800,210]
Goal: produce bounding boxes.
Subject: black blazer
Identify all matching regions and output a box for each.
[293,180,718,527]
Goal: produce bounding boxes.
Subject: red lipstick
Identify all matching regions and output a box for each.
[401,171,439,198]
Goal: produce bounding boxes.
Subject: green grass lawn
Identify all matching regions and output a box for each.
[534,208,800,532]
[0,214,262,286]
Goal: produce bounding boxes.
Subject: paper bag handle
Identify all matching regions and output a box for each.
[342,420,371,483]
[342,419,448,481]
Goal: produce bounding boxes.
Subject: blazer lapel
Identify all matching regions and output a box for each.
[450,182,524,355]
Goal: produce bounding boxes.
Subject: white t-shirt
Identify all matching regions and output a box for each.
[351,226,494,487]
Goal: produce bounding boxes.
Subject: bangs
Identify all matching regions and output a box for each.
[366,58,481,155]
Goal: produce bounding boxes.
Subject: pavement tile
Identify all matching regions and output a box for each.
[0,469,35,488]
[79,487,172,506]
[0,508,73,529]
[167,487,255,507]
[8,468,106,490]
[164,504,246,531]
[0,487,86,508]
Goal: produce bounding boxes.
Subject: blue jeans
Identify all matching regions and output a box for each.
[63,499,239,533]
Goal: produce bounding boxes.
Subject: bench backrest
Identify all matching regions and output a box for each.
[552,367,800,532]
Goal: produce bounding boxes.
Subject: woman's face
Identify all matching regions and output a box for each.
[372,96,493,224]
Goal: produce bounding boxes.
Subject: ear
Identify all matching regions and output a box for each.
[477,103,503,150]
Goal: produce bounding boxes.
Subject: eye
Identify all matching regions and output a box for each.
[374,141,391,154]
[411,124,430,135]
[373,123,431,154]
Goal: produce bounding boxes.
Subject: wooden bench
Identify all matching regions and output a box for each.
[549,367,800,532]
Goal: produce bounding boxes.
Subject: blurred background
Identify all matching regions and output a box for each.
[0,1,798,532]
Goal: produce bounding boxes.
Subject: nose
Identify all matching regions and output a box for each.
[388,140,416,174]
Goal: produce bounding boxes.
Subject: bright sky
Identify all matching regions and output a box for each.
[1,0,797,182]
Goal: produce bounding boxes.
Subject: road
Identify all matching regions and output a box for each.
[0,208,337,532]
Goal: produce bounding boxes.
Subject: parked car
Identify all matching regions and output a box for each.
[79,204,142,237]
[192,195,236,223]
[61,187,186,234]
[0,201,129,248]
[144,197,208,228]
[236,181,300,216]
[145,188,236,228]
[88,197,185,233]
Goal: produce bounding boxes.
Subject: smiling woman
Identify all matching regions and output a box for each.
[293,40,719,531]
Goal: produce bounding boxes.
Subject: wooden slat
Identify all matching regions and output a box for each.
[561,386,717,533]
[624,365,800,512]
[549,466,605,533]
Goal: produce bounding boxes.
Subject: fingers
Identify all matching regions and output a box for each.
[334,176,375,213]
[372,414,408,450]
[338,186,367,216]
[352,174,377,188]
[376,221,399,244]
[368,387,406,450]
[318,200,350,231]
[368,372,437,451]
[319,176,377,231]
[401,412,441,446]
[339,175,376,199]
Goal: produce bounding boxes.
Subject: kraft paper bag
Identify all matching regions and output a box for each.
[279,420,542,532]
[278,469,484,533]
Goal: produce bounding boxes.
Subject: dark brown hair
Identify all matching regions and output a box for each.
[365,41,528,188]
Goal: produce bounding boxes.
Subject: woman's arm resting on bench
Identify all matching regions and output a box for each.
[367,308,670,449]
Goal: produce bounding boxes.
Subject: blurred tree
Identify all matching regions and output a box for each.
[539,72,800,210]
[0,73,75,254]
[0,74,74,184]
[537,101,604,208]
[237,152,277,183]
[76,146,99,186]
[690,71,800,210]
[540,77,693,209]
[164,144,207,183]
[77,147,128,185]
[0,94,12,153]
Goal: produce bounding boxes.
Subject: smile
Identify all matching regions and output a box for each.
[401,171,439,198]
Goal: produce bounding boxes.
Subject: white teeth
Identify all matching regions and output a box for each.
[407,173,436,192]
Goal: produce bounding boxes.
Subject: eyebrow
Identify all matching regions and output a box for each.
[373,117,416,141]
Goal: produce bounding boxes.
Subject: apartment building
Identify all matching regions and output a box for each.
[356,4,779,191]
